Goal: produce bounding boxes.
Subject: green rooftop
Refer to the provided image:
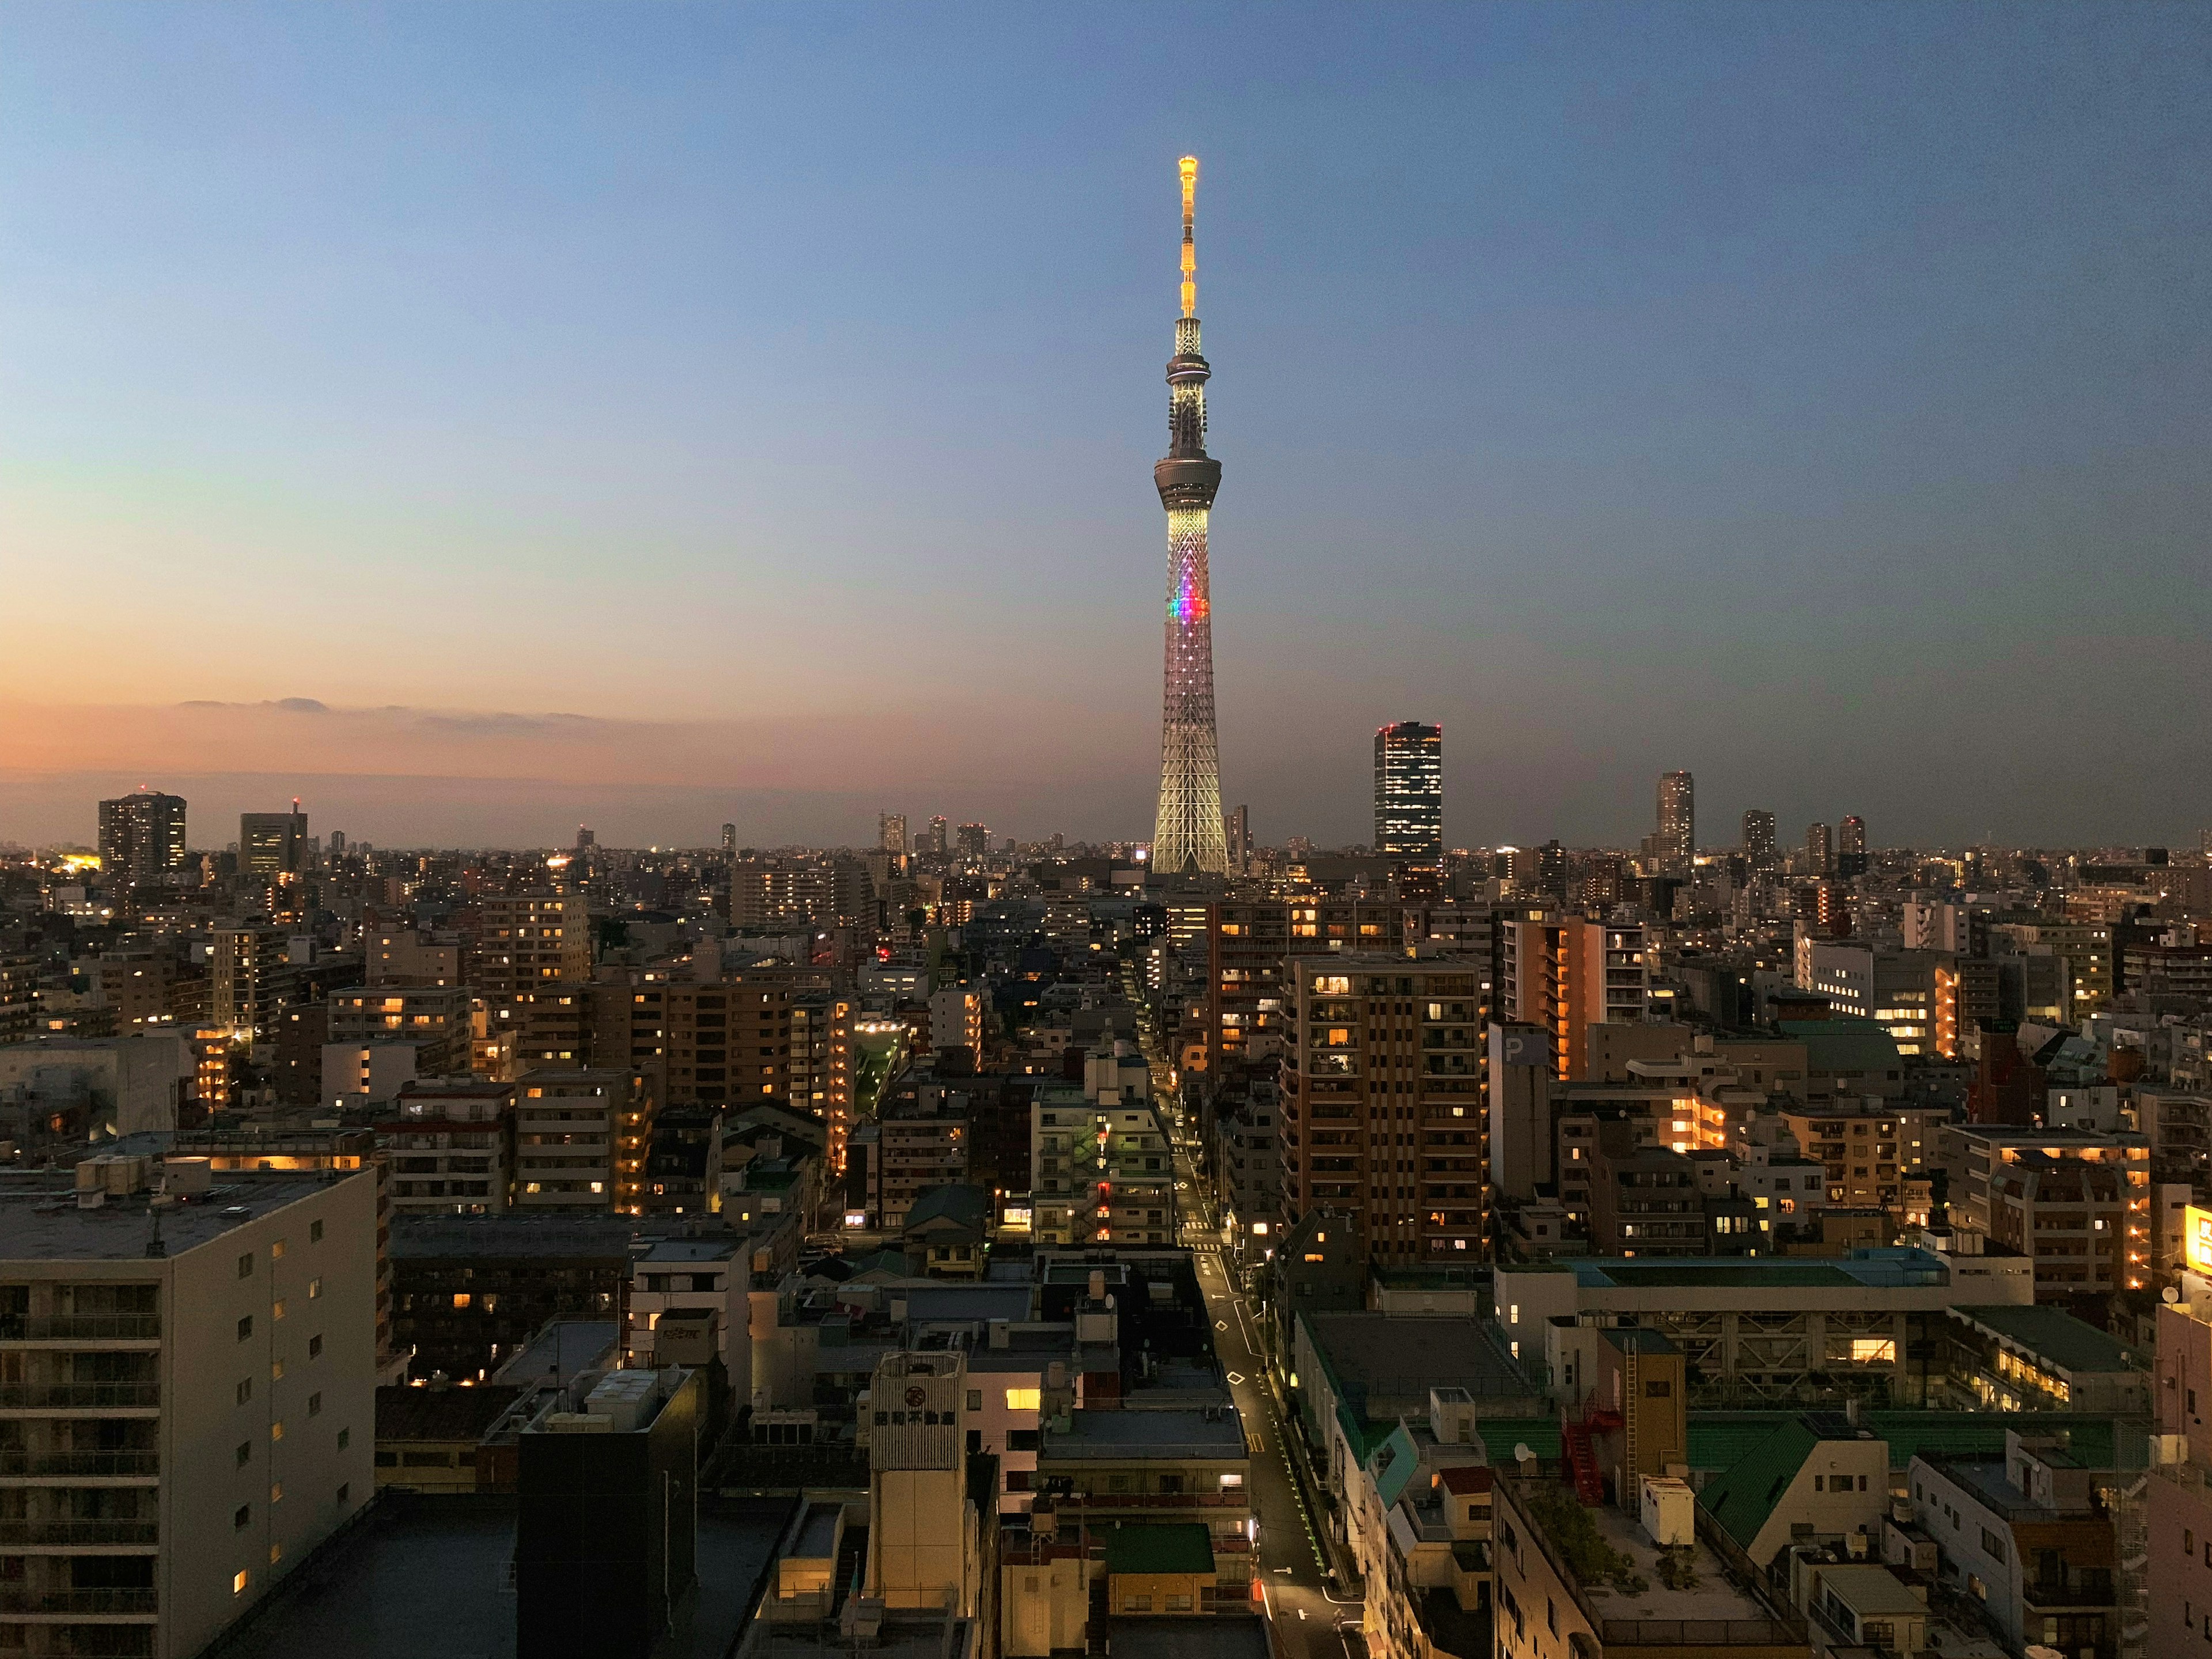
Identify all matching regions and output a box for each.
[1698,1419,1821,1550]
[1104,1524,1215,1577]
[1952,1304,2145,1376]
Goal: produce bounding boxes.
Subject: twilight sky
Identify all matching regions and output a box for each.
[2,4,2208,851]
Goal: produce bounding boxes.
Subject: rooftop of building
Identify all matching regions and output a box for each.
[1951,1302,2143,1377]
[0,1171,354,1261]
[636,1237,743,1265]
[388,1211,644,1259]
[1095,1619,1268,1659]
[1812,1562,1930,1619]
[492,1319,620,1387]
[376,1381,525,1444]
[1502,1475,1801,1636]
[1302,1311,1536,1409]
[1041,1408,1246,1461]
[1547,1247,1949,1292]
[1697,1415,1875,1551]
[204,1491,789,1659]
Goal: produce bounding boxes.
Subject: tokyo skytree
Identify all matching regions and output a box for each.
[1150,156,1230,877]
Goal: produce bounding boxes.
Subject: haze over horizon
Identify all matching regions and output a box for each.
[5,4,2208,850]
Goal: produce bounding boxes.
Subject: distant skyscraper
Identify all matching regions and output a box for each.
[878,813,908,857]
[1805,821,1834,876]
[328,830,347,857]
[97,791,188,881]
[721,823,736,855]
[927,816,949,857]
[1150,156,1230,878]
[955,823,990,861]
[1741,809,1777,868]
[1224,804,1251,873]
[1837,815,1868,878]
[1373,722,1444,884]
[575,825,596,850]
[1656,771,1695,874]
[240,802,306,880]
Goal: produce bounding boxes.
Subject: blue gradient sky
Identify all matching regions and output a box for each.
[2,4,2207,850]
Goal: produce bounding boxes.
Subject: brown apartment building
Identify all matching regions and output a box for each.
[1281,953,1488,1263]
[1206,896,1403,1072]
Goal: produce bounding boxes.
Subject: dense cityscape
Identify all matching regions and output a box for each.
[4,10,2207,1659]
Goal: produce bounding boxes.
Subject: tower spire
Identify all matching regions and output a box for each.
[1180,154,1198,318]
[1151,156,1230,878]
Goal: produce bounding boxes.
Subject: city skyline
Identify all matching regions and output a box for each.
[5,6,2210,849]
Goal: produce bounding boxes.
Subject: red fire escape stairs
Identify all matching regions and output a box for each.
[1561,1393,1622,1507]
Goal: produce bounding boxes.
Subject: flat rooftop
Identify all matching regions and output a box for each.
[390,1214,639,1259]
[1043,1410,1246,1461]
[1953,1303,2142,1376]
[1582,1496,1782,1624]
[206,1492,788,1659]
[0,1174,351,1261]
[637,1237,742,1264]
[1303,1312,1535,1408]
[1564,1248,1947,1292]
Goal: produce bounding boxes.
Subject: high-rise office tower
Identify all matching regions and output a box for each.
[878,813,909,857]
[927,816,949,857]
[1150,156,1230,877]
[97,790,188,881]
[240,801,307,879]
[1655,770,1694,874]
[1742,809,1777,868]
[955,823,989,861]
[1805,821,1834,876]
[721,823,736,855]
[1373,721,1444,887]
[1837,814,1868,878]
[575,825,596,850]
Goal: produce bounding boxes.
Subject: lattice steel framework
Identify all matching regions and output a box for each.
[1152,157,1230,876]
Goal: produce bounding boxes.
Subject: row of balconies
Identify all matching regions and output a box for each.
[0,1318,160,1344]
[0,1450,158,1479]
[0,1385,160,1412]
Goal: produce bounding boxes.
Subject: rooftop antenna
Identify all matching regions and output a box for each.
[145,1208,166,1259]
[1179,154,1198,319]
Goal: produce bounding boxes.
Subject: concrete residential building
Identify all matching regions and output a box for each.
[1941,1124,2151,1298]
[1280,955,1488,1263]
[1029,1081,1173,1247]
[1497,913,1650,1082]
[0,1164,377,1659]
[362,928,465,988]
[475,894,590,1006]
[624,1236,749,1384]
[381,1078,516,1215]
[514,1070,641,1213]
[1205,896,1403,1071]
[209,928,295,1041]
[97,794,188,884]
[325,986,472,1077]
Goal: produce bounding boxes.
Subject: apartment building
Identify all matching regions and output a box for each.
[324,986,472,1076]
[591,977,793,1108]
[380,1078,515,1215]
[514,1070,647,1214]
[0,1163,377,1659]
[209,928,296,1041]
[474,893,590,1006]
[361,929,465,988]
[1771,1101,1948,1212]
[1496,912,1650,1082]
[1205,896,1403,1071]
[1942,1124,2150,1298]
[1280,955,1488,1263]
[873,1096,968,1233]
[1029,1083,1174,1247]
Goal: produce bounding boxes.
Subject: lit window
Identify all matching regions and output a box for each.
[1006,1388,1041,1412]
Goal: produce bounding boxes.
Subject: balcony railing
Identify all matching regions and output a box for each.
[0,1384,160,1411]
[1597,1619,1803,1646]
[0,1317,161,1343]
[0,1451,158,1479]
[0,1519,158,1546]
[0,1587,157,1615]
